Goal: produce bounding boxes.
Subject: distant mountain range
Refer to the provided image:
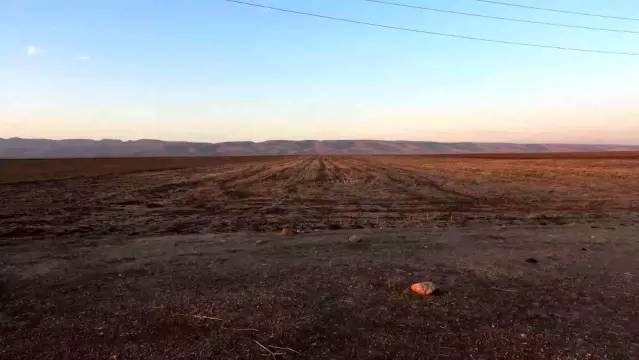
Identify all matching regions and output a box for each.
[1,138,638,158]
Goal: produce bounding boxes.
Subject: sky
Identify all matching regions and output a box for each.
[1,0,639,144]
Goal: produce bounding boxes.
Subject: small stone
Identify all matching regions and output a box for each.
[410,282,436,296]
[349,235,363,243]
[255,239,268,245]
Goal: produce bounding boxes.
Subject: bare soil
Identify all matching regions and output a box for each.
[1,155,638,359]
[1,227,638,359]
[1,155,638,239]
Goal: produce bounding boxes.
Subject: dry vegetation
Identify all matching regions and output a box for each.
[1,154,639,359]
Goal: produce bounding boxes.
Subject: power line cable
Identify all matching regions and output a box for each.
[473,0,639,22]
[368,0,639,34]
[223,0,639,56]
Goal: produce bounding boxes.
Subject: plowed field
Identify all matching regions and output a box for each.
[1,155,638,239]
[2,155,639,359]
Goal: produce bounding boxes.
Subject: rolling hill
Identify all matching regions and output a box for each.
[1,138,638,158]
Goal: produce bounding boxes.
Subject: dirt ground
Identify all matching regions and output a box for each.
[1,155,639,239]
[1,155,639,359]
[1,226,638,359]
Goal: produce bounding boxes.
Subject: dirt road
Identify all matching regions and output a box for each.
[1,226,638,359]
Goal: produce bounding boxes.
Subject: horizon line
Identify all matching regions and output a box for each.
[3,137,639,147]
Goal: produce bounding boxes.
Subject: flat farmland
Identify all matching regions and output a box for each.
[1,155,638,239]
[2,154,639,359]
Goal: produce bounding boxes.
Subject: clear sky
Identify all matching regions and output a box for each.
[1,0,639,144]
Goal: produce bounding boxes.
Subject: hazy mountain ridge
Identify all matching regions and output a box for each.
[1,137,638,158]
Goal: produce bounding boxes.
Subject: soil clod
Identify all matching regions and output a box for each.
[411,281,437,296]
[280,225,295,237]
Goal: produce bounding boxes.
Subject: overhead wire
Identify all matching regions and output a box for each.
[367,0,639,34]
[473,0,639,22]
[223,0,639,56]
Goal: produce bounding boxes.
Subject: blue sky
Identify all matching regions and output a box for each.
[1,0,639,144]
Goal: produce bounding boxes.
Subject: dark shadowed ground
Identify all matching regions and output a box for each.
[1,225,637,359]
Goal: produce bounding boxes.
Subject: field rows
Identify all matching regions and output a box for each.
[1,156,638,238]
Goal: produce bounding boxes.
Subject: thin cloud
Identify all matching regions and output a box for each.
[26,45,45,57]
[76,55,91,61]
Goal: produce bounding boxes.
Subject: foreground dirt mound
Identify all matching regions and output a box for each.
[1,225,637,359]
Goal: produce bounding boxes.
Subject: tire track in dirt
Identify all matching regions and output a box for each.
[90,161,272,203]
[116,159,288,204]
[256,156,476,229]
[336,157,466,203]
[216,157,303,188]
[228,156,375,230]
[283,156,319,184]
[188,157,325,231]
[12,155,482,236]
[323,157,365,184]
[308,157,480,226]
[301,156,322,182]
[172,158,308,213]
[371,157,512,208]
[5,155,638,238]
[362,157,477,200]
[321,157,345,183]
